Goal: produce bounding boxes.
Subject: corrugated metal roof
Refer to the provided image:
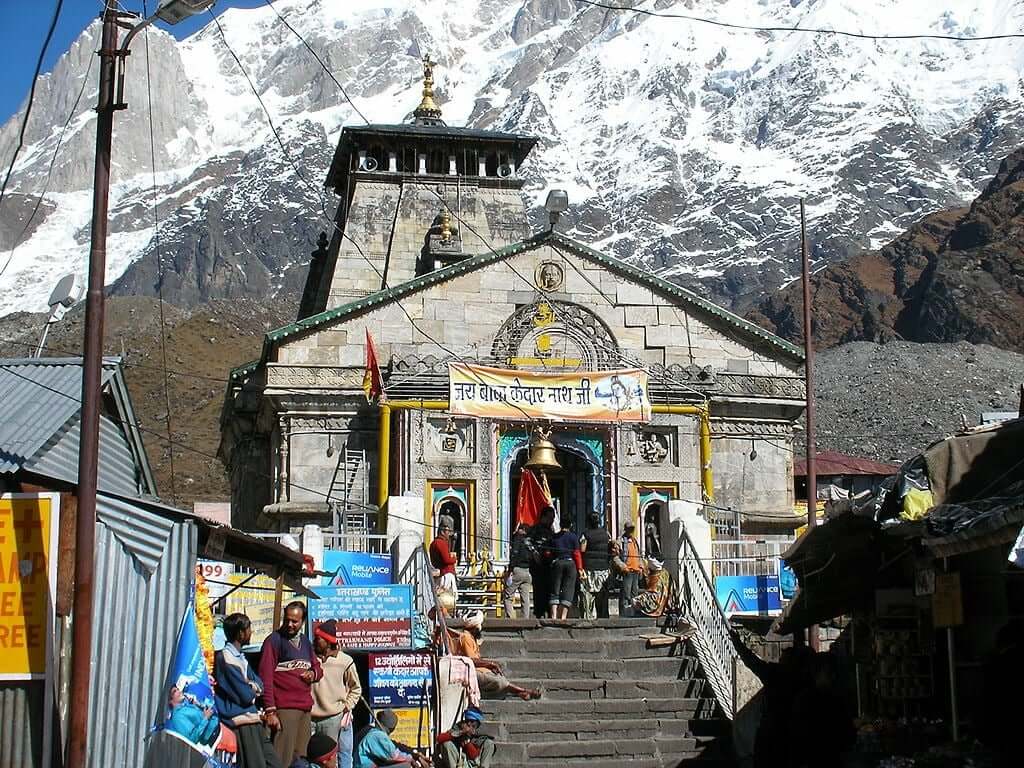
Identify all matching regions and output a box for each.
[26,414,143,496]
[794,451,899,477]
[0,358,155,495]
[0,358,113,473]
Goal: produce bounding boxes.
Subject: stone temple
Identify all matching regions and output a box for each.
[218,57,807,559]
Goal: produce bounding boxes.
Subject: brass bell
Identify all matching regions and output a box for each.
[525,427,561,472]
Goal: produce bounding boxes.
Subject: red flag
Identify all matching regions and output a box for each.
[515,468,552,528]
[362,329,385,402]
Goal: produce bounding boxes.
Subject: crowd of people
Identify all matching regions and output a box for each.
[470,506,675,621]
[211,601,507,768]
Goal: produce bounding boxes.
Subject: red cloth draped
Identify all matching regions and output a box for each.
[516,468,551,527]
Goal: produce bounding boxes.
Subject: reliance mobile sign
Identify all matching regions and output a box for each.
[715,575,782,615]
[322,550,392,587]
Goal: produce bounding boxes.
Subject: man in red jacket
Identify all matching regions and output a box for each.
[259,601,324,766]
[429,516,459,600]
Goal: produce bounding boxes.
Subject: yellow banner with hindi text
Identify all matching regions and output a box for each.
[448,363,650,422]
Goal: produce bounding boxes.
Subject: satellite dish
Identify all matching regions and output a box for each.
[497,164,515,179]
[48,273,79,309]
[360,156,379,172]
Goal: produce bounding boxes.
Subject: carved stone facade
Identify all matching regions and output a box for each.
[219,121,806,542]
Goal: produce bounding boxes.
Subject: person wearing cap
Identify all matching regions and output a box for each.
[618,521,644,617]
[293,733,339,768]
[354,709,429,768]
[311,620,361,768]
[435,707,495,768]
[429,516,459,601]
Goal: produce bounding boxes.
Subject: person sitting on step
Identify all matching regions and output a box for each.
[446,612,541,701]
[434,707,494,768]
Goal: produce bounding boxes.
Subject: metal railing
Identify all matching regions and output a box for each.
[677,525,737,719]
[711,539,787,578]
[322,532,389,553]
[397,543,450,655]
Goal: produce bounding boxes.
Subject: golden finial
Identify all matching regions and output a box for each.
[439,207,453,242]
[413,54,443,124]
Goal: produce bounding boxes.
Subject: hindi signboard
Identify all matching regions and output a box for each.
[310,585,413,650]
[224,573,287,641]
[369,652,433,708]
[448,363,650,423]
[0,493,58,680]
[322,550,392,587]
[715,575,782,615]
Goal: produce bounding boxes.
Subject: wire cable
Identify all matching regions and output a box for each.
[573,0,1024,42]
[0,0,65,231]
[142,1,178,504]
[261,0,370,125]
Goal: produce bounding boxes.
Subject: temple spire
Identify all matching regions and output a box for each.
[413,54,444,126]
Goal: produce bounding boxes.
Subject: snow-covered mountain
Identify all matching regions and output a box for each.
[1,0,1022,317]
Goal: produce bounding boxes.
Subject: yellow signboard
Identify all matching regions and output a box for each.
[392,706,431,750]
[448,363,650,422]
[0,494,58,680]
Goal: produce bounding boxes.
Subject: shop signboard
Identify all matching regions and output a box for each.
[224,573,287,641]
[369,652,433,708]
[715,574,782,615]
[310,585,413,650]
[0,493,58,680]
[391,707,431,751]
[322,550,392,587]
[449,362,651,422]
[197,559,235,601]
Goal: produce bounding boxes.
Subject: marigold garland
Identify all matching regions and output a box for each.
[194,566,216,676]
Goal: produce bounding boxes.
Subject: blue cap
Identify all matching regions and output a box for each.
[463,707,484,724]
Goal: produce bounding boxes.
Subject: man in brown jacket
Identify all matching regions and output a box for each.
[311,619,362,768]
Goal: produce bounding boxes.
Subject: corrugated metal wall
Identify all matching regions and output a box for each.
[0,683,44,768]
[89,497,197,768]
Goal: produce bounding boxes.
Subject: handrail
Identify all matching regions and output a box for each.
[677,521,736,719]
[397,543,450,655]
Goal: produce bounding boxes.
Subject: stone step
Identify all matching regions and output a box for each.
[498,654,698,680]
[480,696,720,720]
[502,677,708,700]
[480,716,695,741]
[492,736,699,761]
[483,634,685,660]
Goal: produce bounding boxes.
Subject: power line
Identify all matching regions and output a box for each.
[573,0,1024,42]
[0,0,65,218]
[143,1,178,505]
[261,0,370,125]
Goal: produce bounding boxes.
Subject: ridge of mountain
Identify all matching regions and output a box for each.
[748,144,1024,352]
[1,0,1023,317]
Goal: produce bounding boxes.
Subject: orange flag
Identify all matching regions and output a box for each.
[362,329,384,402]
[516,468,552,528]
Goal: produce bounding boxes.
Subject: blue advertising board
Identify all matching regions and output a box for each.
[715,575,782,614]
[322,550,392,587]
[369,652,433,708]
[310,584,413,650]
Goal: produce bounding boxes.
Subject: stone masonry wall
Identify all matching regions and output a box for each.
[327,179,529,307]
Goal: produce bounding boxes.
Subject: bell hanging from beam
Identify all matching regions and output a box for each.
[525,426,561,472]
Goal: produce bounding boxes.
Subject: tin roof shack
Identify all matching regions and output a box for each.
[778,418,1024,756]
[795,451,898,504]
[0,357,308,768]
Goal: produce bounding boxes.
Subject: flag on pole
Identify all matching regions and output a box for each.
[363,329,385,402]
[515,468,552,528]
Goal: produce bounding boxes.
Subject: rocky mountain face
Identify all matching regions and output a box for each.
[749,145,1024,352]
[1,0,1022,317]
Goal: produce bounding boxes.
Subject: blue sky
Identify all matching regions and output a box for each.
[0,0,264,125]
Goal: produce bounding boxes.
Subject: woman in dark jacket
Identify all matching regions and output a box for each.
[547,516,583,620]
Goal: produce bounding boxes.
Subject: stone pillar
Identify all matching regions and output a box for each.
[278,415,290,502]
[302,524,324,589]
[477,156,487,176]
[387,496,425,576]
[448,155,457,175]
[417,153,427,174]
[665,499,712,583]
[388,151,398,172]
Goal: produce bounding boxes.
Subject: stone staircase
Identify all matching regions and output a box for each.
[477,618,735,768]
